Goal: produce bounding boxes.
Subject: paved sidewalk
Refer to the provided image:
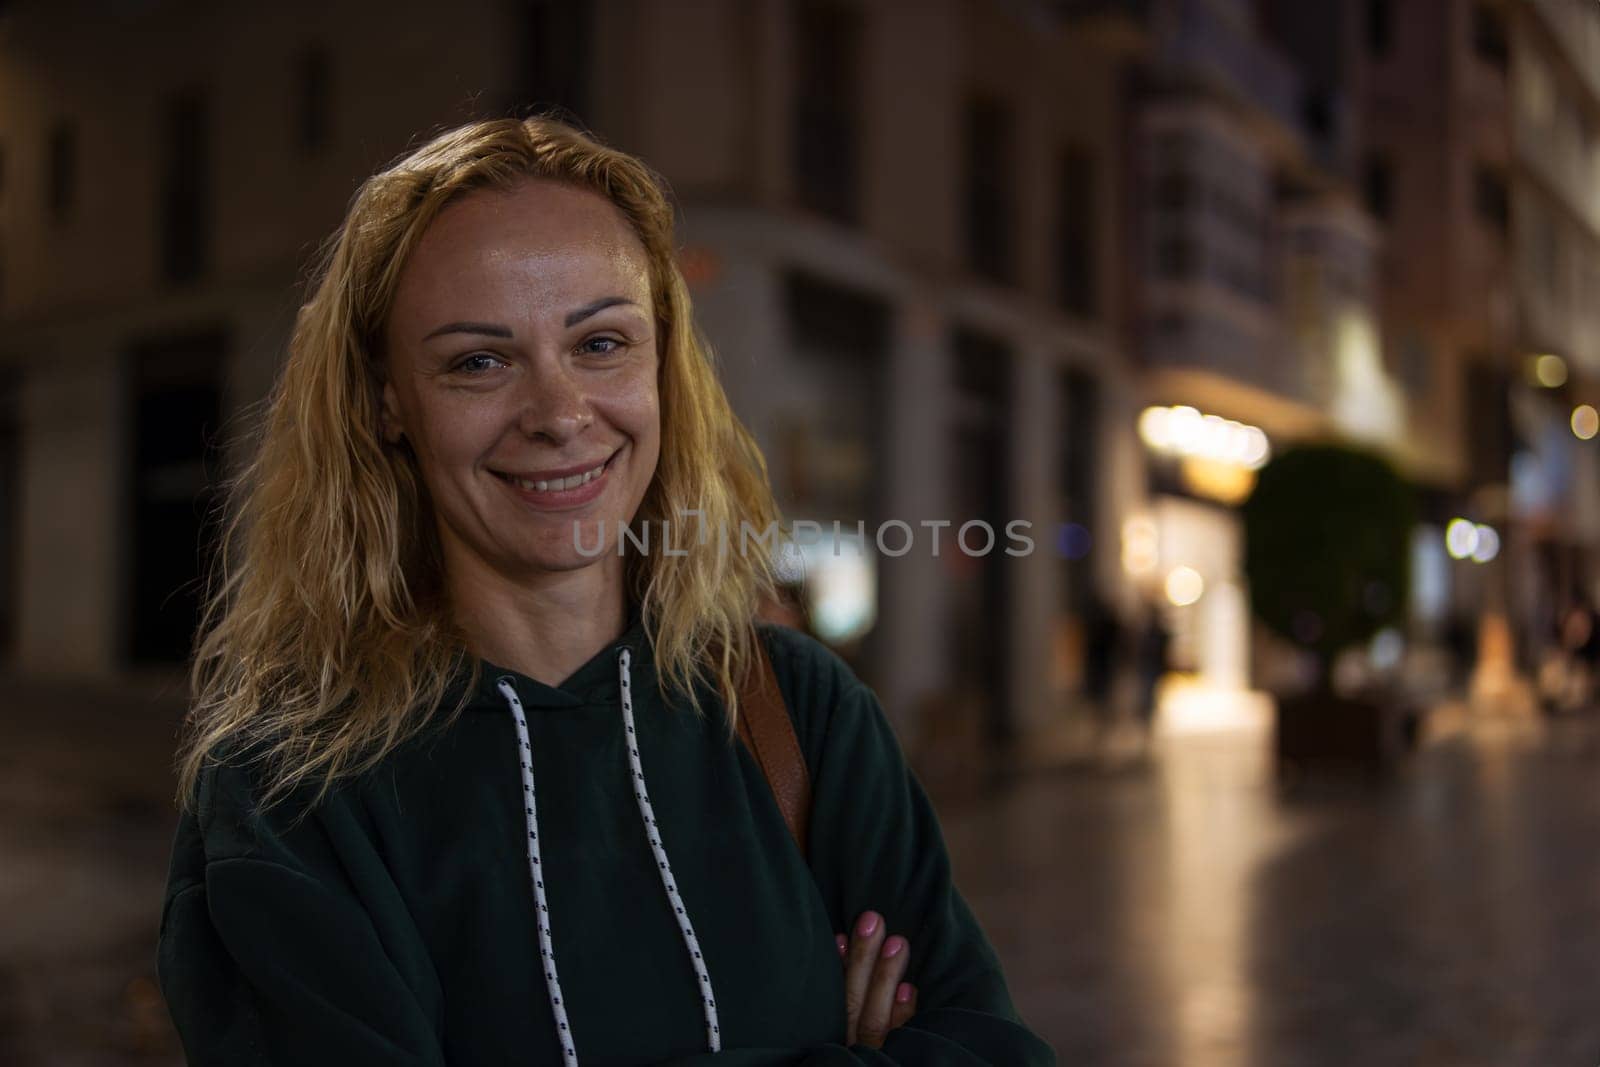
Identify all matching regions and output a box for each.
[945,709,1600,1066]
[0,673,187,1065]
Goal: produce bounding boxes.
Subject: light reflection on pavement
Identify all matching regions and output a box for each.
[944,710,1600,1067]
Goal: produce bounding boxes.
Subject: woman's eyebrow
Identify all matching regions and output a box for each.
[419,299,643,342]
[564,296,642,327]
[422,321,514,342]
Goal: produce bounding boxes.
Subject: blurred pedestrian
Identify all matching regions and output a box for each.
[1444,611,1477,696]
[1134,603,1171,736]
[155,117,1052,1066]
[1081,589,1121,728]
[1558,586,1600,712]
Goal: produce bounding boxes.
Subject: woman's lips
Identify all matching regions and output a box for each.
[492,451,615,511]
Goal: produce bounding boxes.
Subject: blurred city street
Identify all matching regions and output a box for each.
[2,0,1600,1064]
[4,674,1598,1067]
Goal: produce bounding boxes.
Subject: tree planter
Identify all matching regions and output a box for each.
[1274,691,1418,772]
[1243,443,1417,770]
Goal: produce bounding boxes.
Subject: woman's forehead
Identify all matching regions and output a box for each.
[391,181,654,331]
[428,179,645,262]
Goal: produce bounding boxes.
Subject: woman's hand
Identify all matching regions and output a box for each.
[835,910,918,1048]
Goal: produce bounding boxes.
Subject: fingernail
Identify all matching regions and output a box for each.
[835,934,847,956]
[896,982,913,1004]
[882,936,904,959]
[856,912,879,938]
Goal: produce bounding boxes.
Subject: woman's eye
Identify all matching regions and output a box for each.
[453,352,506,374]
[579,336,626,356]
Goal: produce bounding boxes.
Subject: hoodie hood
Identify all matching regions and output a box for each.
[454,610,654,713]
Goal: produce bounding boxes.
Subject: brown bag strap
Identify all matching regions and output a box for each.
[735,634,811,855]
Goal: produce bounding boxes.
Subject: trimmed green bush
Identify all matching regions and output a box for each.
[1242,442,1416,678]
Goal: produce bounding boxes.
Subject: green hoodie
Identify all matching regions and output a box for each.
[158,618,1056,1065]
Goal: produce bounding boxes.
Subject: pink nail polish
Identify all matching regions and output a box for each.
[856,912,879,938]
[896,983,912,1004]
[882,936,904,959]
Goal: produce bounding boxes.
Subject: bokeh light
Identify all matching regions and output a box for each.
[1369,627,1404,671]
[1138,405,1271,470]
[1164,565,1205,606]
[1057,522,1094,560]
[1122,515,1160,577]
[1572,404,1599,441]
[1445,518,1478,560]
[1470,524,1500,563]
[1531,352,1569,388]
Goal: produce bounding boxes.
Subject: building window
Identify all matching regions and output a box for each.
[1154,171,1197,212]
[1472,3,1508,72]
[1155,236,1197,280]
[1464,358,1511,487]
[507,0,593,123]
[161,88,211,284]
[784,269,889,361]
[1301,89,1334,140]
[1473,163,1509,236]
[296,46,332,154]
[964,93,1015,285]
[1366,0,1393,58]
[1364,154,1393,220]
[792,0,861,225]
[46,120,76,226]
[1055,144,1097,317]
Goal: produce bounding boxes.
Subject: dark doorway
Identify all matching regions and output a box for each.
[781,270,889,686]
[1059,366,1100,612]
[0,372,18,659]
[951,326,1014,746]
[125,330,226,665]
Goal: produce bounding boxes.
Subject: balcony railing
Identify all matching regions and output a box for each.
[1159,0,1302,135]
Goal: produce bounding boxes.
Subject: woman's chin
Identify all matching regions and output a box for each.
[507,525,624,575]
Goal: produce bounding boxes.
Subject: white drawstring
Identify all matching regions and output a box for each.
[498,648,722,1065]
[499,677,579,1067]
[618,647,722,1052]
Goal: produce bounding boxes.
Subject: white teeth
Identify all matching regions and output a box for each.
[510,460,606,493]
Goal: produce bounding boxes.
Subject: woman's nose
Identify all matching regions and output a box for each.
[517,362,593,442]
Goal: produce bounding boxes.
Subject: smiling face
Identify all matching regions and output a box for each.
[381,178,661,592]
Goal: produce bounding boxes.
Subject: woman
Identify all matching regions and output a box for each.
[158,116,1054,1066]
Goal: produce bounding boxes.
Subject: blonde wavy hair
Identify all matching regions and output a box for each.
[178,117,782,811]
